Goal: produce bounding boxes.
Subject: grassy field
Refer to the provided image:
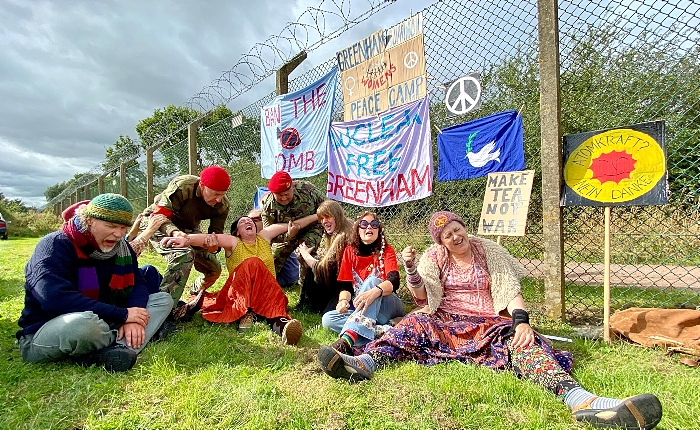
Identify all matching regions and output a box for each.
[1,237,699,429]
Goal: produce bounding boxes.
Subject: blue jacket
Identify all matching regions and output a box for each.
[17,231,149,338]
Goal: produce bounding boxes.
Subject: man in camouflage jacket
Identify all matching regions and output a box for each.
[139,166,231,312]
[261,171,325,277]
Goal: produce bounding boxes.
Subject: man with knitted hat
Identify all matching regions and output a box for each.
[261,171,325,281]
[17,193,173,372]
[138,165,231,317]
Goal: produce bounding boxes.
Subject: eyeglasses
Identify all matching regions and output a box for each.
[358,219,380,229]
[250,216,262,222]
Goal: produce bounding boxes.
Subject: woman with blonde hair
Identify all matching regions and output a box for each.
[297,199,354,313]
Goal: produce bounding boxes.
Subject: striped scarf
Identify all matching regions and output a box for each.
[62,216,135,299]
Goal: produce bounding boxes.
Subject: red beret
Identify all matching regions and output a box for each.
[61,200,90,221]
[268,171,293,193]
[200,165,231,191]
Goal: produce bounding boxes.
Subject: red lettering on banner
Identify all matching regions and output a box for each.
[264,105,281,127]
[289,83,328,118]
[361,63,397,90]
[275,151,316,172]
[411,165,432,193]
[327,166,431,204]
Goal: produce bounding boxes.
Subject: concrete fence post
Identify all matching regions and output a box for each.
[537,0,565,320]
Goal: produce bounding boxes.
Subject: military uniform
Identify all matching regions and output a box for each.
[261,180,325,275]
[140,175,230,306]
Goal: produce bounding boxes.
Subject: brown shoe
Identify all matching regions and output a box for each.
[281,318,303,345]
[238,311,254,332]
[330,337,353,356]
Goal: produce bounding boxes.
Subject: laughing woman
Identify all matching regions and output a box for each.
[161,213,316,345]
[319,211,405,354]
[296,200,354,313]
[317,211,663,429]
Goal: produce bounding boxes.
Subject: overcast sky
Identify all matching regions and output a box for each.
[0,0,433,208]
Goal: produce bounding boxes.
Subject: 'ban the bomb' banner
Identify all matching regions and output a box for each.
[562,121,667,206]
[260,67,338,178]
[327,96,433,207]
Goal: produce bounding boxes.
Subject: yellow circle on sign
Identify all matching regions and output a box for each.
[564,128,665,203]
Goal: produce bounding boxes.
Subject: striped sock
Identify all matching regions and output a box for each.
[341,330,359,347]
[564,387,622,411]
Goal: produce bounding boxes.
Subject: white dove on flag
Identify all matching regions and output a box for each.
[466,140,501,167]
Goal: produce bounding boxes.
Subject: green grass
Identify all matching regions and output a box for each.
[1,238,699,429]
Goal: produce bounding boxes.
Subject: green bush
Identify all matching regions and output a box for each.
[3,210,62,238]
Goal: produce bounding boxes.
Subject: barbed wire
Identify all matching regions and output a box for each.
[43,0,401,209]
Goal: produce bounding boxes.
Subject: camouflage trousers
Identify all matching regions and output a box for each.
[150,237,222,308]
[271,225,323,282]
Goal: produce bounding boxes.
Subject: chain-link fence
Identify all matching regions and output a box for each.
[44,0,700,324]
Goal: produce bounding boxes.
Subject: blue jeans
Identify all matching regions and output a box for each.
[18,292,173,363]
[321,276,404,345]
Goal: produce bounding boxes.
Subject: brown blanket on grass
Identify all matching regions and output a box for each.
[610,307,700,356]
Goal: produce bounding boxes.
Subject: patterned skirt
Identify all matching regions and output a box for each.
[360,310,573,375]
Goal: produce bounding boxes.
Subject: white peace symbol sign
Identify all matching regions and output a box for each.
[344,76,356,96]
[445,75,482,115]
[404,51,419,69]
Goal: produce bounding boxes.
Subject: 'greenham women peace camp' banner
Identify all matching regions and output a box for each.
[327,96,433,207]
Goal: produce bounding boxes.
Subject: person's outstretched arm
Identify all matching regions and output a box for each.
[160,233,238,252]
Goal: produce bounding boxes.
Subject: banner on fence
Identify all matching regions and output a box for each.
[562,121,668,206]
[327,96,433,207]
[260,67,338,179]
[437,110,525,181]
[336,13,426,121]
[478,170,534,236]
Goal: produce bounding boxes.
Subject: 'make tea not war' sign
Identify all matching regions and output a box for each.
[478,170,534,236]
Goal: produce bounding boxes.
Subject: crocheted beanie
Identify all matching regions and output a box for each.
[200,165,231,191]
[82,193,134,227]
[428,211,465,244]
[267,171,293,193]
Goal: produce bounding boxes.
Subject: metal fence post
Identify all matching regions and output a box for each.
[98,175,105,194]
[146,147,155,206]
[537,0,565,320]
[120,163,128,197]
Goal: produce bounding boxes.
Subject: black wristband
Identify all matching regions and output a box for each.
[511,309,530,330]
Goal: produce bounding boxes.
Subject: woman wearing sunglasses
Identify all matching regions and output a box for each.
[296,200,354,313]
[319,211,405,355]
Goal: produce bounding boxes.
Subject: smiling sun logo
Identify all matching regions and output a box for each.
[564,128,665,204]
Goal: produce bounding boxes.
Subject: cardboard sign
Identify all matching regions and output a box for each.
[336,13,426,121]
[478,170,534,236]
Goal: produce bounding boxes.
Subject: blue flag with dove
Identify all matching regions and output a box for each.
[437,110,525,181]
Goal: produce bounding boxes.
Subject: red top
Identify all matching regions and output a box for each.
[338,243,398,294]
